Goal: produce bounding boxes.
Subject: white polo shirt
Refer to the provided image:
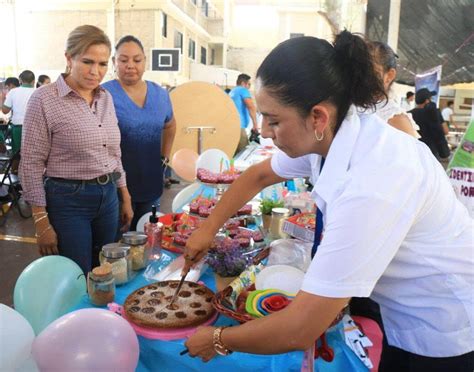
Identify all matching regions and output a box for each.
[442,107,453,122]
[3,86,35,125]
[271,106,474,357]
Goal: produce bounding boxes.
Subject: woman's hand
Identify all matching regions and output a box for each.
[185,326,217,362]
[183,227,215,274]
[36,221,58,256]
[120,198,134,232]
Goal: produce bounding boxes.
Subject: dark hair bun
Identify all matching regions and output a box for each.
[333,30,385,109]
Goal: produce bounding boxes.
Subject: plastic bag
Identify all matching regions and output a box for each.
[267,239,313,272]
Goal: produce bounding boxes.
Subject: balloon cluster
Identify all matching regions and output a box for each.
[2,256,140,371]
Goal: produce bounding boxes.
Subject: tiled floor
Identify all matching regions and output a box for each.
[0,183,184,306]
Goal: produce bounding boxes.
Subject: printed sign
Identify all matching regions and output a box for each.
[447,119,474,217]
[415,65,442,105]
[150,48,180,72]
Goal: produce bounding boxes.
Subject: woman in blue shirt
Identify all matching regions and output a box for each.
[103,35,176,230]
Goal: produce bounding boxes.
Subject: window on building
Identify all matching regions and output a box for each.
[200,46,207,64]
[210,48,215,65]
[290,33,304,38]
[191,0,197,4]
[188,39,196,60]
[162,12,168,38]
[201,0,209,17]
[174,30,183,54]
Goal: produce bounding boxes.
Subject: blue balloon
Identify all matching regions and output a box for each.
[14,256,87,335]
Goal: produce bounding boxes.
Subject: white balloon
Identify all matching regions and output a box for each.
[0,304,35,371]
[196,149,230,173]
[16,356,39,372]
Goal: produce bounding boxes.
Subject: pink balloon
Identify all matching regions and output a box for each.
[32,309,139,371]
[171,148,199,182]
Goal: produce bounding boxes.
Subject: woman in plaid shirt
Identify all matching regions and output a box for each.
[20,25,133,274]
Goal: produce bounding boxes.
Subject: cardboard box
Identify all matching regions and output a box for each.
[282,213,315,242]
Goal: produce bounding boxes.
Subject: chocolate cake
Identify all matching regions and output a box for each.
[123,281,216,329]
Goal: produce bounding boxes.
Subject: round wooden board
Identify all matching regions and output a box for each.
[170,82,241,159]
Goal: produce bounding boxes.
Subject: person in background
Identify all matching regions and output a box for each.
[401,91,415,111]
[36,74,51,88]
[410,88,450,160]
[2,70,36,159]
[20,25,133,275]
[442,100,458,131]
[367,41,419,137]
[229,73,259,154]
[183,32,473,371]
[102,35,176,231]
[0,77,20,151]
[4,77,20,91]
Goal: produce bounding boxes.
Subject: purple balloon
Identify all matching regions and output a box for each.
[32,309,139,371]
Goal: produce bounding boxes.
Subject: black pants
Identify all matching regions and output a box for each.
[350,298,474,371]
[379,338,474,372]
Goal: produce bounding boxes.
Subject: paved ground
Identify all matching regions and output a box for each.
[0,183,184,306]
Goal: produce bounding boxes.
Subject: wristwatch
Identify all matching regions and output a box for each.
[213,326,233,356]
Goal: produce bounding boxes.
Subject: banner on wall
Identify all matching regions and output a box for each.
[415,65,442,105]
[447,118,474,218]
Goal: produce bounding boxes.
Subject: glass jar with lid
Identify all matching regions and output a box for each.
[87,263,115,306]
[121,231,150,271]
[269,207,290,240]
[99,243,133,285]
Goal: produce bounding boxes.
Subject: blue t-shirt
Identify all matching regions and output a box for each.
[229,86,251,128]
[102,80,173,202]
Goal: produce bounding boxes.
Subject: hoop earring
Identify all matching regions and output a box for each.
[315,131,324,141]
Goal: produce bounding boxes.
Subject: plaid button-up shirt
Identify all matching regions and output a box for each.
[20,74,126,206]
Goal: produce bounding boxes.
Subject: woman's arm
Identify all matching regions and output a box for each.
[183,159,286,270]
[118,186,133,231]
[161,116,176,159]
[185,291,349,361]
[31,205,58,255]
[387,114,418,137]
[19,92,59,255]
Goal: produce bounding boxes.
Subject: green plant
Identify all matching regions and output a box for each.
[259,198,284,215]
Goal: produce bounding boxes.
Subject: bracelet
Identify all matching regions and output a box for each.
[32,211,48,219]
[161,156,170,167]
[33,215,49,225]
[35,224,52,238]
[213,326,232,356]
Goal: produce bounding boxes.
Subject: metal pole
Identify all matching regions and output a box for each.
[197,128,203,154]
[387,0,401,51]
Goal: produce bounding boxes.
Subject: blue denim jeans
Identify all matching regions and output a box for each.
[45,179,119,274]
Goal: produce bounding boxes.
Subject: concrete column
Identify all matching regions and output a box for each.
[387,0,401,51]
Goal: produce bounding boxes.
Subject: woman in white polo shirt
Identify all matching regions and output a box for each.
[183,31,473,371]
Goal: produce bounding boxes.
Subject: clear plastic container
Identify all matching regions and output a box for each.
[99,243,133,285]
[122,231,150,271]
[269,207,290,240]
[87,263,115,306]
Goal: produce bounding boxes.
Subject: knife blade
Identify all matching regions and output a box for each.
[169,272,187,306]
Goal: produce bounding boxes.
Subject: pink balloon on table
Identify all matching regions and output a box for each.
[171,148,199,182]
[32,308,139,372]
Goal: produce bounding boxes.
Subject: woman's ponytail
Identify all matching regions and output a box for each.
[333,30,386,110]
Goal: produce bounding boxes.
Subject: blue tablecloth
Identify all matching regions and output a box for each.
[73,253,368,372]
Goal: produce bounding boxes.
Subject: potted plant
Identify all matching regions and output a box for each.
[259,198,285,231]
[206,237,250,292]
